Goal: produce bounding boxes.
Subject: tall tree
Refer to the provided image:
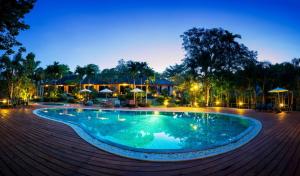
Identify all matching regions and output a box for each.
[0,0,36,54]
[22,52,41,78]
[181,27,257,106]
[85,64,100,78]
[45,61,70,81]
[0,48,24,100]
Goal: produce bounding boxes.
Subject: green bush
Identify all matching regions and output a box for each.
[138,101,151,107]
[155,96,165,105]
[67,97,76,103]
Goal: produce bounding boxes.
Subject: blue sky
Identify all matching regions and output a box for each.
[18,0,300,72]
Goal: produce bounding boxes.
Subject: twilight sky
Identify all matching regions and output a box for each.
[18,0,300,72]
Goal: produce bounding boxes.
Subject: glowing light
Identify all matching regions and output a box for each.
[216,101,220,105]
[190,124,198,130]
[76,109,83,113]
[154,111,159,115]
[239,102,243,106]
[113,93,118,97]
[98,117,108,120]
[45,85,49,87]
[194,102,198,106]
[118,118,126,122]
[193,84,199,90]
[1,99,7,103]
[280,103,284,107]
[120,83,129,86]
[190,83,199,91]
[59,112,63,115]
[163,100,169,106]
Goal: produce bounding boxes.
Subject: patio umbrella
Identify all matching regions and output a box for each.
[79,88,92,101]
[79,88,92,93]
[130,88,144,93]
[268,87,288,93]
[100,88,113,99]
[130,88,144,104]
[268,87,288,107]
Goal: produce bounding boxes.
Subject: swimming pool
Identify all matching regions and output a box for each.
[33,108,261,161]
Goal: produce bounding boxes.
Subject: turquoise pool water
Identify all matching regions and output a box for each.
[34,108,261,159]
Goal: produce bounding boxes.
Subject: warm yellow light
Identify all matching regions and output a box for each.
[193,84,199,90]
[190,124,198,130]
[163,100,169,106]
[154,111,159,115]
[113,93,118,97]
[239,102,243,106]
[2,99,7,103]
[45,85,49,87]
[194,102,198,106]
[216,101,220,105]
[280,103,284,107]
[120,83,129,86]
[190,83,199,92]
[76,108,83,113]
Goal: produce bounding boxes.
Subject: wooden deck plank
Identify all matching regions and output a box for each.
[0,107,300,176]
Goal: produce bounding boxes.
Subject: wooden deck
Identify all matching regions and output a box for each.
[0,106,300,176]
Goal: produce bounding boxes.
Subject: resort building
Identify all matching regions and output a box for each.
[43,75,174,96]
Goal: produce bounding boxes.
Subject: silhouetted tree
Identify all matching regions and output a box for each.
[181,27,257,106]
[0,0,36,54]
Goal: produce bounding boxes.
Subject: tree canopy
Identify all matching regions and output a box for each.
[0,0,36,54]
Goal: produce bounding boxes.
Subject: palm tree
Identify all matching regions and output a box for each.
[85,64,99,86]
[45,61,70,81]
[127,61,140,87]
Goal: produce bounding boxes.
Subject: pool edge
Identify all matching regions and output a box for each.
[33,108,262,162]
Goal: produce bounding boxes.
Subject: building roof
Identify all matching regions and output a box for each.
[44,75,173,86]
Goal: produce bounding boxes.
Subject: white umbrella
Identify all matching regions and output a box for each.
[131,88,144,105]
[130,88,144,93]
[100,88,113,99]
[100,88,113,93]
[79,88,92,93]
[79,88,92,101]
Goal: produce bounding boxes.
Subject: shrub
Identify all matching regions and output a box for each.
[67,97,76,103]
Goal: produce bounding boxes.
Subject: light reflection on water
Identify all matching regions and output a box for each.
[37,108,253,151]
